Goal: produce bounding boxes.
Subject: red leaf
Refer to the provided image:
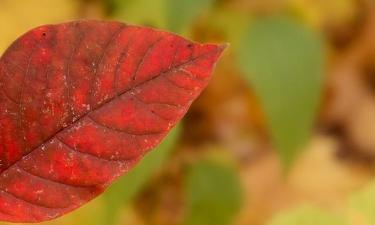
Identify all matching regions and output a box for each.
[0,20,225,222]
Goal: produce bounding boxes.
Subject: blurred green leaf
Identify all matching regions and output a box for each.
[109,0,166,28]
[165,0,214,34]
[266,206,346,225]
[103,125,181,225]
[107,0,214,35]
[102,0,119,14]
[238,16,324,169]
[350,181,375,225]
[205,8,249,48]
[184,160,242,225]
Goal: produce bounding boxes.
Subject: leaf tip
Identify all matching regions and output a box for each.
[217,42,230,54]
[220,42,230,49]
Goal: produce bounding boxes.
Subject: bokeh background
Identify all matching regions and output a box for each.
[1,0,375,224]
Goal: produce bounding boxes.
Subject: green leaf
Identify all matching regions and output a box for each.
[205,8,249,49]
[103,125,181,225]
[109,0,167,28]
[165,0,214,34]
[184,160,242,225]
[350,181,375,225]
[266,206,346,225]
[238,16,325,169]
[106,0,215,35]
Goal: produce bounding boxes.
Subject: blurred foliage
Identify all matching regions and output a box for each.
[105,0,215,36]
[202,7,248,48]
[266,206,346,225]
[264,179,375,225]
[287,0,359,28]
[238,16,325,169]
[184,160,242,225]
[350,181,375,225]
[165,0,214,34]
[105,0,166,28]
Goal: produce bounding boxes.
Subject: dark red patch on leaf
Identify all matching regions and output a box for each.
[0,20,225,222]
